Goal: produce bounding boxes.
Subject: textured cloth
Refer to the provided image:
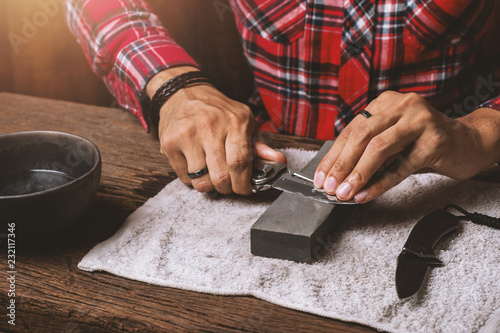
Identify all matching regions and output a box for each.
[65,0,500,137]
[79,149,500,333]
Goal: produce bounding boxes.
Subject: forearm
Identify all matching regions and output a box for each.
[458,107,500,167]
[145,66,201,99]
[65,0,198,130]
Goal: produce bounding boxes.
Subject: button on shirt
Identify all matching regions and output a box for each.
[65,0,500,139]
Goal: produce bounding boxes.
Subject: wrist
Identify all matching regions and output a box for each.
[146,66,200,99]
[147,68,215,129]
[458,107,500,167]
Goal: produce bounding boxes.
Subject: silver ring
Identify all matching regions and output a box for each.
[187,167,209,179]
[358,110,372,119]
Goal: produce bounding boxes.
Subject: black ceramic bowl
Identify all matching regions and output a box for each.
[0,131,101,239]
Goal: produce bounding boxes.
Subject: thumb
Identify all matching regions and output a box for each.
[254,139,287,163]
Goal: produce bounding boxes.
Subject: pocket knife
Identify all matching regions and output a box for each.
[251,158,358,205]
[395,209,460,299]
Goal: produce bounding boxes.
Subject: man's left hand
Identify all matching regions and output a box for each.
[313,91,500,203]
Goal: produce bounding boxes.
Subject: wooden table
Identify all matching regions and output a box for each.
[0,93,378,332]
[1,93,498,332]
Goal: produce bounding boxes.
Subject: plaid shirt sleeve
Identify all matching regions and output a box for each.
[481,96,500,111]
[64,0,199,131]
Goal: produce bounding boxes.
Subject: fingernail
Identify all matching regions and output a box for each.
[354,190,368,203]
[336,182,352,199]
[314,171,326,188]
[323,177,337,193]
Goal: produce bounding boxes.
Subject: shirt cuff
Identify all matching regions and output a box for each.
[109,36,199,130]
[479,96,500,111]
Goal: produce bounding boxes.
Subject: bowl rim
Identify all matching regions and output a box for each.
[0,130,101,199]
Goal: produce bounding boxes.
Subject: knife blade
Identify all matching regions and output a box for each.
[395,209,460,299]
[251,158,358,205]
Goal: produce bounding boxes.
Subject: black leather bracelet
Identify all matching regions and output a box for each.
[149,71,216,128]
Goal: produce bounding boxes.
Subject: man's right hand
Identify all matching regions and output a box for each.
[147,66,286,195]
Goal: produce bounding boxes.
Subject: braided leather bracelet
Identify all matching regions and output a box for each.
[149,71,216,128]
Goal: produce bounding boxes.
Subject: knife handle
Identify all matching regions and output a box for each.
[469,213,500,229]
[403,209,460,258]
[252,158,287,186]
[444,204,500,230]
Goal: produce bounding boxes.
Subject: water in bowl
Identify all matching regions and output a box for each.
[0,169,76,196]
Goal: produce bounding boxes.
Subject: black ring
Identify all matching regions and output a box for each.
[187,167,209,179]
[358,110,372,119]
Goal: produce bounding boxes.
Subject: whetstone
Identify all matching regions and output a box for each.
[251,141,343,263]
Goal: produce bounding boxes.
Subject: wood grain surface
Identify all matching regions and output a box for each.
[0,93,377,333]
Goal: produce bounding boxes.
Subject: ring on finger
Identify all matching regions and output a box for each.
[358,110,372,119]
[187,167,209,179]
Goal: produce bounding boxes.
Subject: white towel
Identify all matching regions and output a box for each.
[79,149,500,333]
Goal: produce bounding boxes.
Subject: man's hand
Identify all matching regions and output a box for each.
[313,91,500,203]
[147,66,286,195]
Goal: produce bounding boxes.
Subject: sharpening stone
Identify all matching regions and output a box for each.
[251,141,346,263]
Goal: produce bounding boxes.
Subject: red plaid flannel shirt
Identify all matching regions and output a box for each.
[66,0,500,139]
